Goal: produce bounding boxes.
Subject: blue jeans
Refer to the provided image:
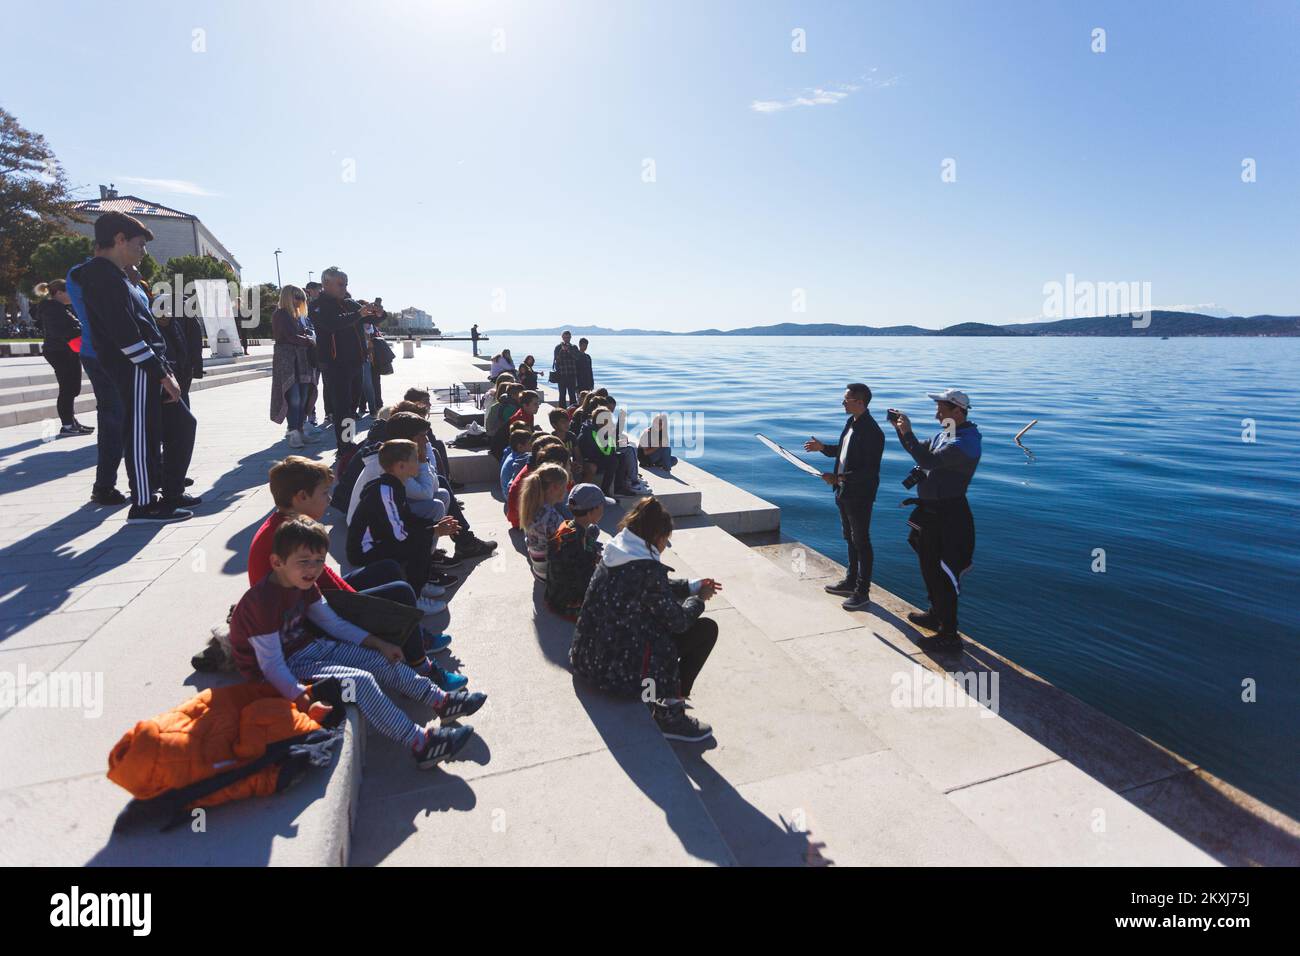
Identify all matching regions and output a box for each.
[80,354,123,493]
[285,381,309,431]
[359,360,377,415]
[643,447,676,470]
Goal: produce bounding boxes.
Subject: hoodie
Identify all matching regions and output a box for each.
[601,528,703,593]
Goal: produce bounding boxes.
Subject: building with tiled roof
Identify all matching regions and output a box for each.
[67,185,241,276]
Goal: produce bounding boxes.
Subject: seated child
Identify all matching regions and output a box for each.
[348,440,459,592]
[519,463,570,580]
[230,516,486,769]
[348,413,451,527]
[248,456,461,680]
[638,413,678,472]
[510,390,540,431]
[507,439,570,529]
[550,407,580,472]
[545,483,606,618]
[500,427,533,502]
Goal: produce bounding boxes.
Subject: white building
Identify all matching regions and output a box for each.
[67,185,241,277]
[394,307,438,333]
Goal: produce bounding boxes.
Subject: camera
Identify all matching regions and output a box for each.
[902,465,926,489]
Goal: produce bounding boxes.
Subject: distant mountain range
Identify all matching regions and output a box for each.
[475,311,1300,337]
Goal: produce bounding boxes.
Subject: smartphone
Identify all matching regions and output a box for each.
[886,409,901,424]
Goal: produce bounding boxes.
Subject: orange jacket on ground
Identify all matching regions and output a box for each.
[107,682,322,809]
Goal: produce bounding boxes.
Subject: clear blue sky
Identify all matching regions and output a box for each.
[4,0,1297,330]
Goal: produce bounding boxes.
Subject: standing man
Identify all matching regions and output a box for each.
[66,260,125,505]
[68,212,196,523]
[470,323,480,357]
[804,383,884,611]
[552,330,579,408]
[887,389,982,651]
[310,266,380,453]
[576,336,594,394]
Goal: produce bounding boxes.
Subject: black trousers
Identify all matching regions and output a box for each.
[324,364,363,448]
[672,616,719,698]
[111,363,197,506]
[44,348,82,425]
[836,494,875,595]
[354,523,433,592]
[909,498,975,633]
[556,375,577,407]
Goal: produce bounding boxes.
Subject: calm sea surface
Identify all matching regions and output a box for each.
[452,335,1300,817]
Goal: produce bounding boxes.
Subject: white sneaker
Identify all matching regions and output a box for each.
[417,596,447,615]
[287,430,304,449]
[421,582,446,599]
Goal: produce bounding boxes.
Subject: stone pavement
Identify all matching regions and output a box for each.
[1,343,1297,866]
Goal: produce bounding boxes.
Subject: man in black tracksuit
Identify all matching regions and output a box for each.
[806,383,884,611]
[310,266,378,452]
[70,213,197,524]
[889,388,982,650]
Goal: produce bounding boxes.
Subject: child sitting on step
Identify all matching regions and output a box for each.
[545,483,606,618]
[231,516,486,769]
[519,463,570,580]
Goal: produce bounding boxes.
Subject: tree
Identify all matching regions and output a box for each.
[156,253,237,284]
[0,107,78,300]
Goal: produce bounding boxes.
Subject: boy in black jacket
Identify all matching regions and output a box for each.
[804,382,884,610]
[347,440,457,591]
[68,213,197,523]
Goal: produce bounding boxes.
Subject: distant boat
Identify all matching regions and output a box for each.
[1161,336,1169,340]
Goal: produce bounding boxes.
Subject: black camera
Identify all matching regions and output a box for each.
[902,465,926,489]
[886,409,902,424]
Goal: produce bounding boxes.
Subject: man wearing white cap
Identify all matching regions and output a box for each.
[886,388,982,651]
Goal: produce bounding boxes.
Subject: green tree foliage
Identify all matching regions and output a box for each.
[0,107,78,299]
[156,253,237,284]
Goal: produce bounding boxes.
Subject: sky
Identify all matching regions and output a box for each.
[3,0,1297,331]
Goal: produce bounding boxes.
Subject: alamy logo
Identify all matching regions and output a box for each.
[1041,273,1152,328]
[49,886,151,936]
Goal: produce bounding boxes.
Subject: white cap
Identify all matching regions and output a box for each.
[926,388,971,410]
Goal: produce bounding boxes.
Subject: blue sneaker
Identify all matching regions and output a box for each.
[429,663,468,692]
[423,630,453,654]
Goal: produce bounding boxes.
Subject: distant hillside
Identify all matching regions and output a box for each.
[474,311,1300,338]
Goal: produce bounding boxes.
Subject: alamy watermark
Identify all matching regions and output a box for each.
[1042,273,1152,328]
[890,663,999,717]
[1,666,103,718]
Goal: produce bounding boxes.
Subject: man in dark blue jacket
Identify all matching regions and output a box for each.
[889,388,983,650]
[310,265,379,453]
[805,383,884,611]
[68,213,196,523]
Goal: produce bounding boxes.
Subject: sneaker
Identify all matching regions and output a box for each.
[423,630,453,654]
[427,663,468,692]
[453,535,497,560]
[288,430,304,449]
[90,486,128,506]
[161,492,203,508]
[321,416,334,429]
[841,592,871,612]
[412,725,474,769]
[58,424,83,436]
[417,596,448,615]
[823,577,858,597]
[652,701,713,742]
[434,689,488,721]
[421,581,447,599]
[431,549,462,568]
[907,608,942,630]
[427,569,459,587]
[126,503,193,524]
[73,421,95,435]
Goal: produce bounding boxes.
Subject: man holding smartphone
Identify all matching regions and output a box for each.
[887,389,982,651]
[310,266,381,453]
[804,383,884,611]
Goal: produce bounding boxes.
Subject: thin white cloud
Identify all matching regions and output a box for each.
[751,73,898,113]
[116,176,219,197]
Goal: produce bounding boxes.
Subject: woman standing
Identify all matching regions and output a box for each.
[35,280,93,436]
[269,285,319,448]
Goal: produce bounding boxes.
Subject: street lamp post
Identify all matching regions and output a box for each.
[273,248,283,287]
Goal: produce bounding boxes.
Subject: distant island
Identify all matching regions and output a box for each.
[476,311,1300,338]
